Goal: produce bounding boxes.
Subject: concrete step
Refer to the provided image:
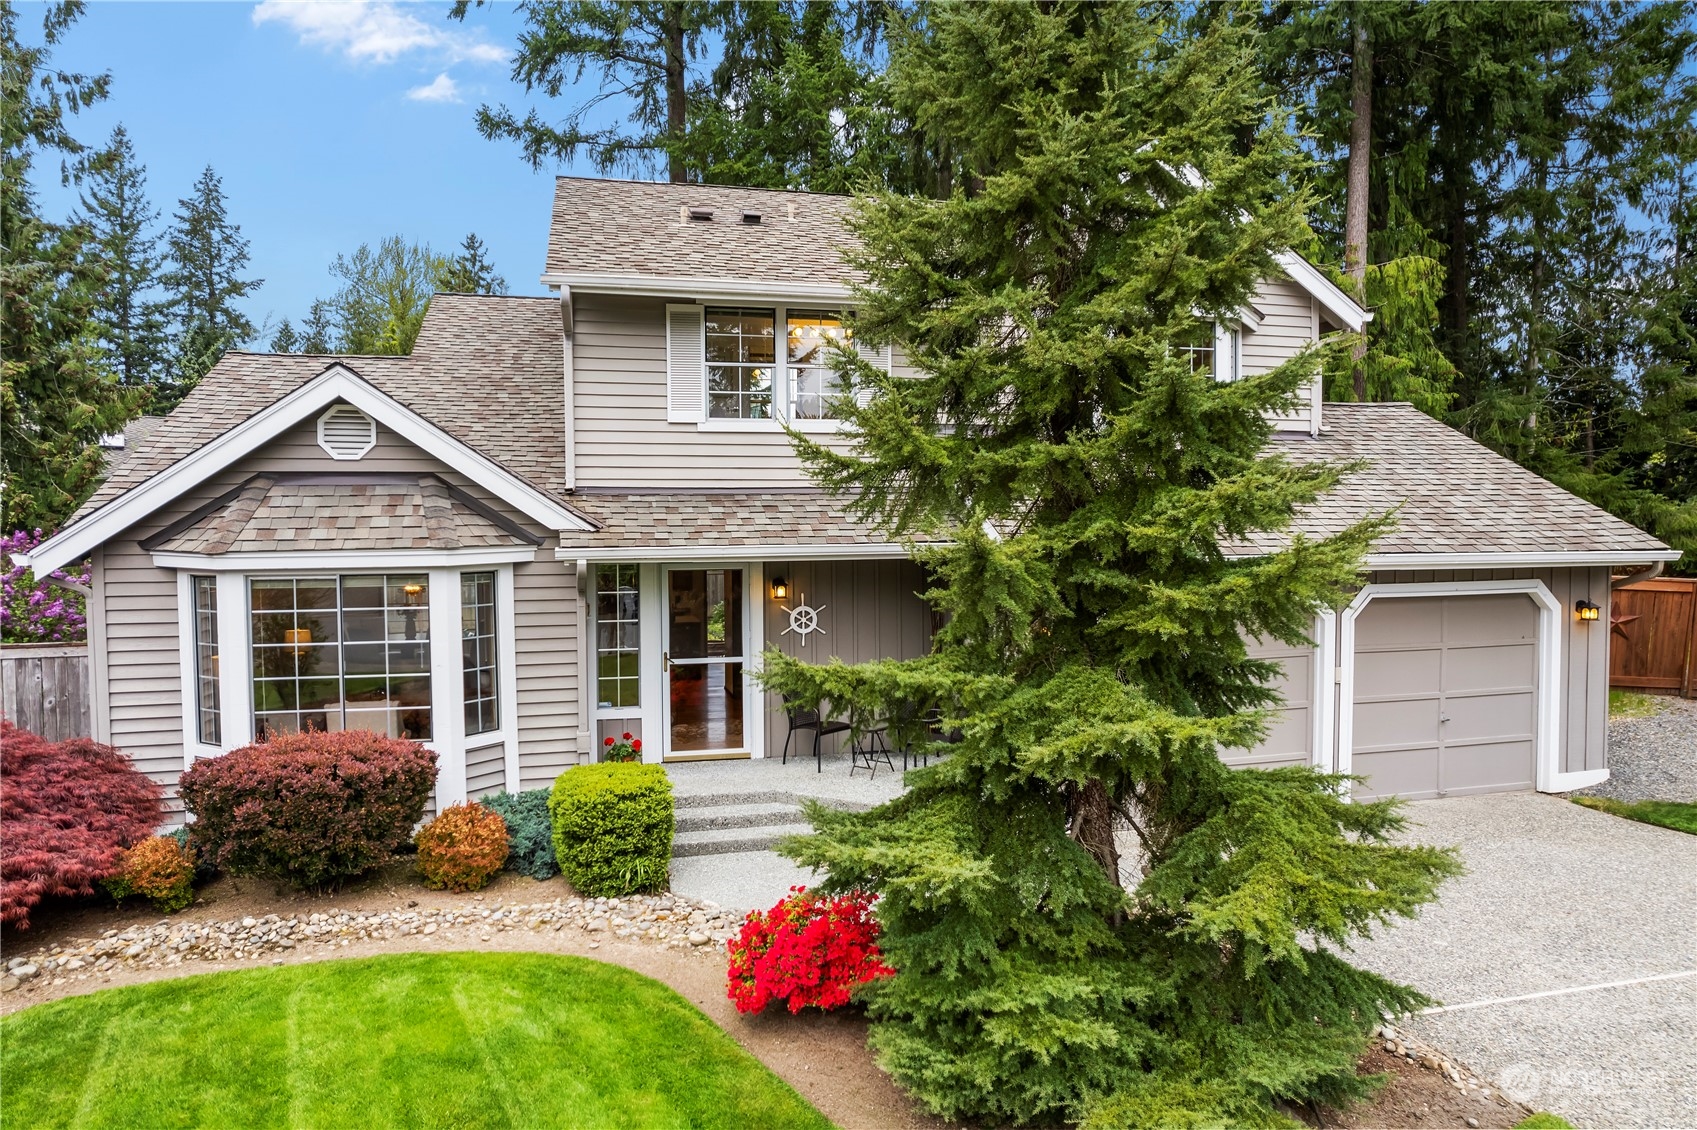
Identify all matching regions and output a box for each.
[673,790,799,810]
[673,802,805,834]
[671,823,817,858]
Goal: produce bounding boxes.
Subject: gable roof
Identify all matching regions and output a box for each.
[25,295,592,574]
[1245,403,1679,566]
[544,178,861,296]
[541,176,1369,328]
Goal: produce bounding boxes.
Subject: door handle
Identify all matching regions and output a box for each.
[1440,715,1451,723]
[663,651,670,672]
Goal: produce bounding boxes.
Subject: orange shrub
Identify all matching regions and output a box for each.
[104,835,195,913]
[415,802,510,892]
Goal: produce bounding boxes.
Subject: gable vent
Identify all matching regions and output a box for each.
[317,403,377,460]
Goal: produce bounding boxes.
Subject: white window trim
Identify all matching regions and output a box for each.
[694,303,870,433]
[1335,578,1585,798]
[174,564,520,809]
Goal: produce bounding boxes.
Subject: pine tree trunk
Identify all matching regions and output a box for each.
[1070,779,1120,888]
[664,3,687,184]
[1345,16,1372,402]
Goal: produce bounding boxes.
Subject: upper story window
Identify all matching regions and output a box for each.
[699,306,855,423]
[1174,322,1239,382]
[787,310,851,420]
[705,307,776,420]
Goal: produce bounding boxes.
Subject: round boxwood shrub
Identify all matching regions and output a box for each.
[103,835,196,913]
[415,802,509,892]
[480,788,558,879]
[179,730,436,890]
[548,763,673,897]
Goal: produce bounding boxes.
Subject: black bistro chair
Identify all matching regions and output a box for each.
[848,705,896,779]
[781,694,852,773]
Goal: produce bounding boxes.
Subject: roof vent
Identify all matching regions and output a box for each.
[741,210,762,225]
[687,206,714,222]
[317,403,377,461]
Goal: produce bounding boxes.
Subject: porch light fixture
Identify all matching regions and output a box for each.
[770,576,788,600]
[1575,599,1601,622]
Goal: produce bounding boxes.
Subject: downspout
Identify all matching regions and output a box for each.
[561,286,576,493]
[1611,562,1664,590]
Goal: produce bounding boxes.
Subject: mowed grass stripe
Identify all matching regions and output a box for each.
[2,952,834,1130]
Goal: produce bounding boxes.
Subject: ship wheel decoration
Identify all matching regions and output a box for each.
[779,593,827,646]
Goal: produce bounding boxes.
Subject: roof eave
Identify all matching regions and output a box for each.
[539,272,857,302]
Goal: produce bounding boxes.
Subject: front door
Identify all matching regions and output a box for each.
[662,568,748,758]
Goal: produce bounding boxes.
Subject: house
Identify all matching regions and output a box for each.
[20,177,1680,819]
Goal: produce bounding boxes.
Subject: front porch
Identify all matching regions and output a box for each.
[663,749,914,910]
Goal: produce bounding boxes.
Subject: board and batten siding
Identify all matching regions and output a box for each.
[760,558,933,761]
[87,409,579,816]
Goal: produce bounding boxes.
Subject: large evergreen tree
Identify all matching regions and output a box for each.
[78,123,172,390]
[436,231,508,295]
[161,164,262,408]
[323,236,446,355]
[0,0,141,530]
[762,5,1458,1124]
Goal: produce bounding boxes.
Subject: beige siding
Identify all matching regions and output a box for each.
[760,558,933,761]
[88,406,579,809]
[467,741,507,798]
[515,555,579,790]
[1240,276,1318,433]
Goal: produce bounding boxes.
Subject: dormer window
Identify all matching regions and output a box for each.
[1174,321,1241,382]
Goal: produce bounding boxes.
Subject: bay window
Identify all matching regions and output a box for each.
[461,571,499,735]
[250,574,432,740]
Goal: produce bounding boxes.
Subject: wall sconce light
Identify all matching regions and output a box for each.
[1575,599,1601,622]
[770,576,788,600]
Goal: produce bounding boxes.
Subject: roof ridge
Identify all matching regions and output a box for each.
[553,174,854,200]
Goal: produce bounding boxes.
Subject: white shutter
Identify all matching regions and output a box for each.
[666,303,706,423]
[854,339,891,408]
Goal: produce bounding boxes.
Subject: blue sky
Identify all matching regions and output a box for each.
[28,1,627,343]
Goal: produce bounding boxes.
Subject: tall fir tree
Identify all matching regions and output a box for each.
[436,232,508,294]
[762,5,1459,1124]
[298,299,335,354]
[77,124,172,390]
[1,0,142,530]
[161,164,262,409]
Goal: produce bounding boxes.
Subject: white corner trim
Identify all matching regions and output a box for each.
[1336,578,1564,798]
[28,364,591,575]
[496,562,521,793]
[1275,250,1370,332]
[1544,766,1609,792]
[1313,609,1338,773]
[556,542,916,564]
[429,565,468,807]
[153,546,541,572]
[539,271,856,303]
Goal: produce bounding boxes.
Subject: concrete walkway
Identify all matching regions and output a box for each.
[1345,792,1697,1128]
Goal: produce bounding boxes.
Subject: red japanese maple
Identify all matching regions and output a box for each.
[726,886,894,1014]
[1,721,162,929]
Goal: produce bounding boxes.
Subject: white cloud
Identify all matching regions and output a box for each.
[253,1,507,66]
[406,72,461,103]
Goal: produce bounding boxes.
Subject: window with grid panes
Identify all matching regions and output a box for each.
[787,309,851,420]
[595,564,640,708]
[461,572,499,735]
[192,576,220,745]
[705,307,775,419]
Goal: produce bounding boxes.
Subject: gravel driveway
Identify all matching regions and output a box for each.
[1344,792,1697,1129]
[1580,695,1697,802]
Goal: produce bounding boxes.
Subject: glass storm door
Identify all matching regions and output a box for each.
[662,568,747,757]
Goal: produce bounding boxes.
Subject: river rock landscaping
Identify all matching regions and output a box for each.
[2,891,739,997]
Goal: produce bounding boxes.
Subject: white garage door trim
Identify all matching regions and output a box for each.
[1337,579,1595,797]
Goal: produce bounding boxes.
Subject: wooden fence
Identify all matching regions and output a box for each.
[1,643,91,740]
[1610,576,1697,698]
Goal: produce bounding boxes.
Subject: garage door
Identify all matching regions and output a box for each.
[1220,636,1317,771]
[1351,593,1538,801]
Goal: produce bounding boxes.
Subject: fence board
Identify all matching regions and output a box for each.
[0,644,92,740]
[1610,577,1697,698]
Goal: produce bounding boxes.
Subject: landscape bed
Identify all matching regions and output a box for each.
[0,951,832,1130]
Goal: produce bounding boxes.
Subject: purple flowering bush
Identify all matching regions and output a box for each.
[2,530,89,643]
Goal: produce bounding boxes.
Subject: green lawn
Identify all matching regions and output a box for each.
[1572,795,1697,835]
[1607,689,1667,720]
[0,952,834,1130]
